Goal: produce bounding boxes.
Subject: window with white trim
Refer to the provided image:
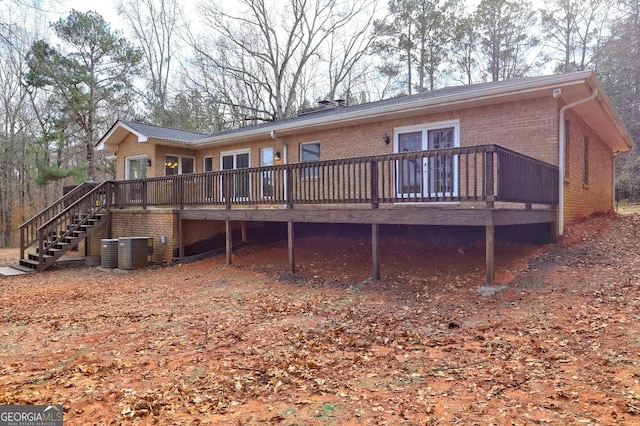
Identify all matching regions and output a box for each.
[300,141,320,178]
[165,155,195,176]
[204,156,213,172]
[125,156,148,180]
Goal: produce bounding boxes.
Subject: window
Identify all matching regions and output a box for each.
[165,155,195,176]
[300,142,320,178]
[261,148,274,198]
[583,136,589,185]
[204,156,213,172]
[394,120,459,197]
[203,156,214,199]
[125,156,148,180]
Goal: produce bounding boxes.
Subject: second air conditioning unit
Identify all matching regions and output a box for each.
[118,237,151,270]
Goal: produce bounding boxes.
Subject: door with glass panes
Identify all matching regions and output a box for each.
[221,150,250,200]
[125,156,148,202]
[396,125,457,198]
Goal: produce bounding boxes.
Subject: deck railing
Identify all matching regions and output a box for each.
[19,181,99,261]
[112,144,559,209]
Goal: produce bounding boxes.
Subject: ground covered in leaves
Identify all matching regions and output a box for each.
[1,209,640,424]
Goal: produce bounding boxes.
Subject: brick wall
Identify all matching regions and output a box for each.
[155,145,198,176]
[563,110,614,222]
[190,96,559,171]
[107,211,257,262]
[115,134,155,180]
[110,209,178,263]
[182,220,223,246]
[115,135,197,180]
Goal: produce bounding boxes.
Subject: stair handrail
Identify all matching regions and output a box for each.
[19,182,99,260]
[30,182,111,271]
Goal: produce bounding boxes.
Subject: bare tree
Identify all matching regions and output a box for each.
[116,0,184,125]
[540,0,609,73]
[474,0,539,81]
[322,0,381,103]
[451,14,479,85]
[189,0,376,122]
[373,0,461,94]
[0,1,50,245]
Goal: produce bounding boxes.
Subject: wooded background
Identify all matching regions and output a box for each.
[0,0,638,247]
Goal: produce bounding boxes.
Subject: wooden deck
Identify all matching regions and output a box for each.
[110,144,558,285]
[20,144,558,281]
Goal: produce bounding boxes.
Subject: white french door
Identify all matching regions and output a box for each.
[221,150,250,200]
[395,121,459,199]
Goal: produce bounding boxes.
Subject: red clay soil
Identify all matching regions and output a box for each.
[1,209,640,425]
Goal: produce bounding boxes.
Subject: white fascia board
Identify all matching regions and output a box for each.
[96,121,148,151]
[589,76,634,152]
[118,121,149,143]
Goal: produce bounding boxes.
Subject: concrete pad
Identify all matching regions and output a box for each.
[477,285,509,297]
[0,267,29,276]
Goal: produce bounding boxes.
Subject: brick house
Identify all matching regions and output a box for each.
[19,71,633,283]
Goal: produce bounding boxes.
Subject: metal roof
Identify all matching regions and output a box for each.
[96,71,633,153]
[120,120,209,142]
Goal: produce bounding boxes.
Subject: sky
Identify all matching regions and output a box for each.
[60,0,553,30]
[61,0,122,28]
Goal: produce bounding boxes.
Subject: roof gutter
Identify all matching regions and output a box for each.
[558,87,598,236]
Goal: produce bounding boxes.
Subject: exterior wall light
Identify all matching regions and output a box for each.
[383,133,390,145]
[146,158,152,167]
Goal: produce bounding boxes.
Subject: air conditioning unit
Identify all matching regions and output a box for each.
[118,237,151,270]
[100,239,119,268]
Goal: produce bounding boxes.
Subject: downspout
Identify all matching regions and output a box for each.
[558,87,598,235]
[270,130,289,207]
[270,130,288,165]
[613,151,622,210]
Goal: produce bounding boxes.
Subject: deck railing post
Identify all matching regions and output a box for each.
[142,181,148,209]
[178,176,185,209]
[286,167,294,209]
[106,182,113,239]
[371,159,379,209]
[225,173,232,210]
[105,182,112,210]
[37,228,44,272]
[485,147,495,208]
[20,226,25,261]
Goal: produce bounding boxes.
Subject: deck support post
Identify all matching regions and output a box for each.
[241,221,248,242]
[372,223,380,281]
[178,216,184,258]
[485,224,495,286]
[288,220,295,274]
[226,220,232,265]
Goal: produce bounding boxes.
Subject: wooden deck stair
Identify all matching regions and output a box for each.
[18,182,112,272]
[18,212,108,271]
